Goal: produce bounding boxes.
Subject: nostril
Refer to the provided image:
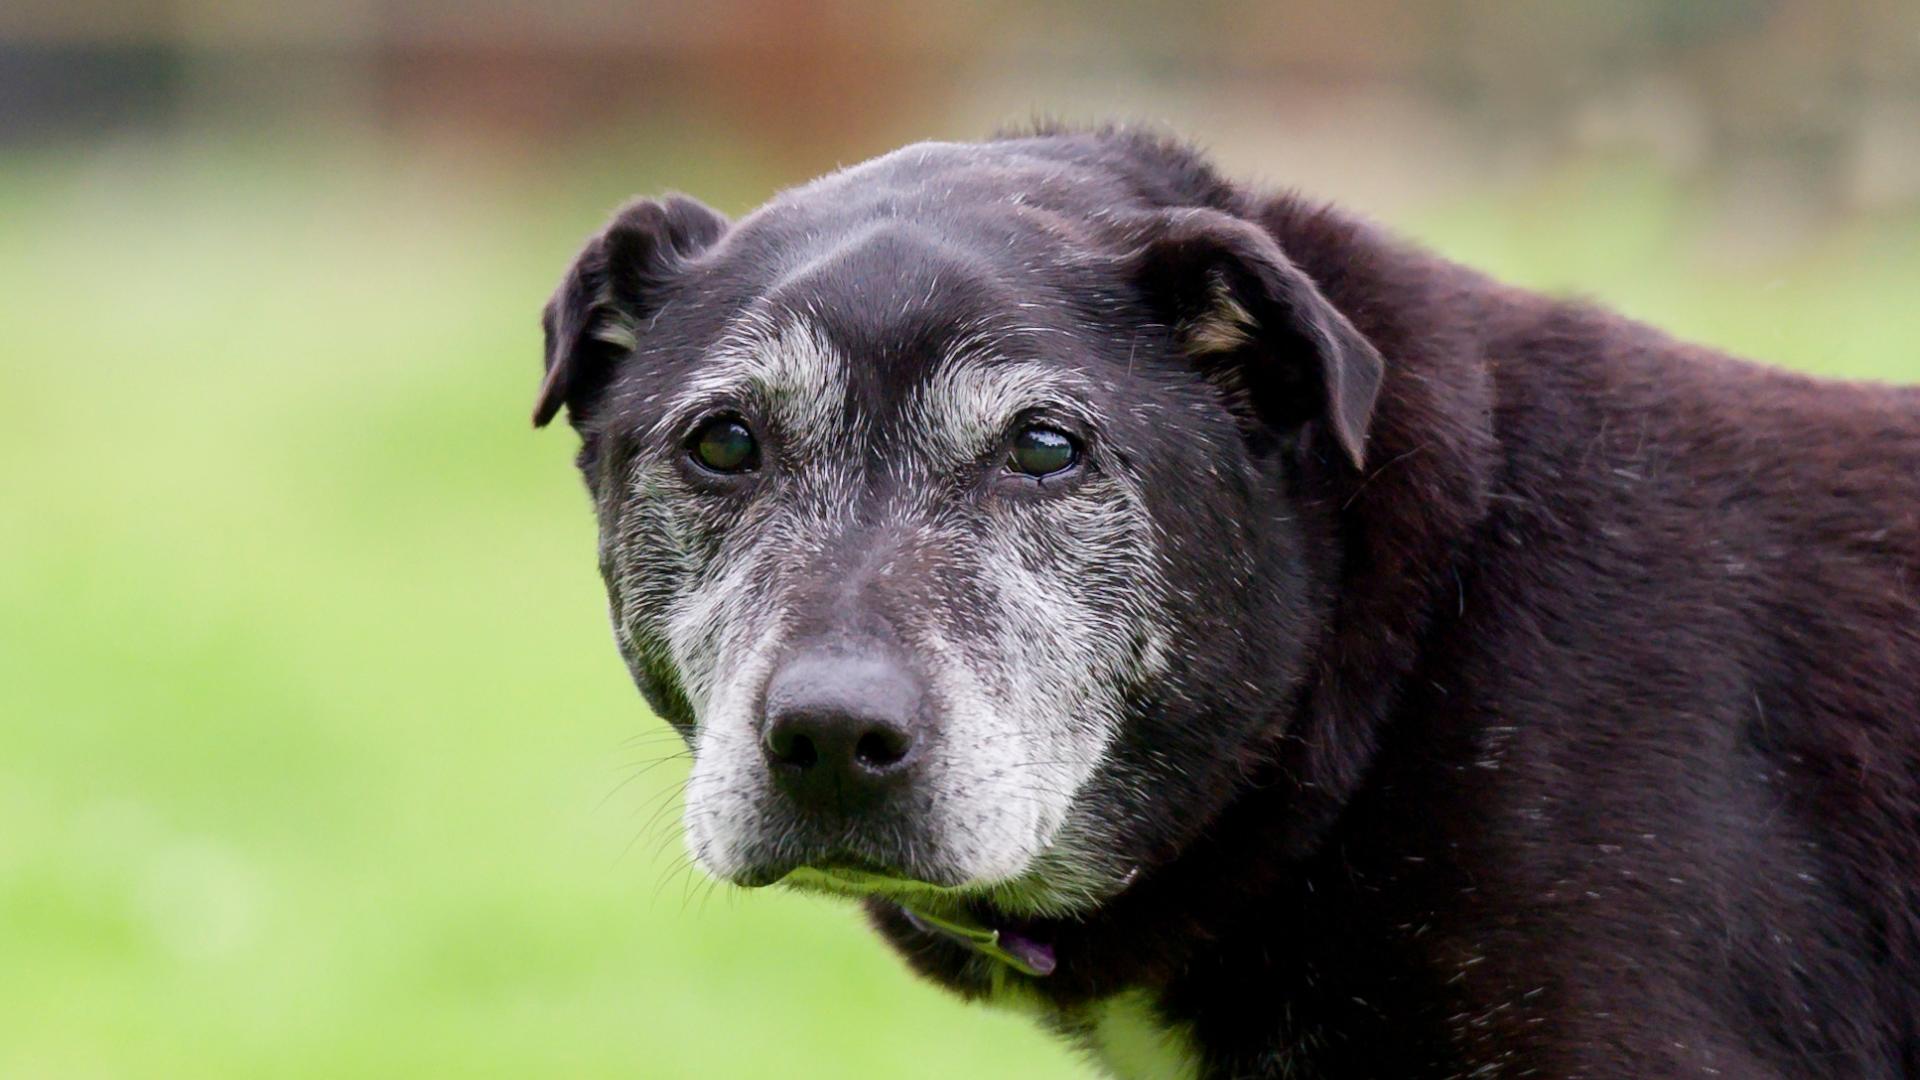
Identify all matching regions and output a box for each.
[854,727,912,770]
[767,727,819,769]
[760,647,927,789]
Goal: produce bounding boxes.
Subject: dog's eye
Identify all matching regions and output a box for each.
[689,417,759,473]
[1008,425,1079,477]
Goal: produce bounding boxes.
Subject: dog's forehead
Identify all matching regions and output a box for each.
[723,142,1130,365]
[657,217,1113,450]
[609,149,1172,453]
[769,223,1058,388]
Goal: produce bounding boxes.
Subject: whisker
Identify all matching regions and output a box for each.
[598,752,693,811]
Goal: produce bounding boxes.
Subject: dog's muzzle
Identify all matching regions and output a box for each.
[733,639,967,888]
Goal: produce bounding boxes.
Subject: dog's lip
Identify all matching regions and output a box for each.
[746,853,970,893]
[809,853,909,880]
[731,863,791,888]
[795,852,970,890]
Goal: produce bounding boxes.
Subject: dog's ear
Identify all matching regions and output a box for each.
[533,195,729,428]
[1125,208,1383,468]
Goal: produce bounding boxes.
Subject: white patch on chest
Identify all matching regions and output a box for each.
[1080,989,1201,1080]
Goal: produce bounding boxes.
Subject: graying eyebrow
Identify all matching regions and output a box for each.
[649,314,850,449]
[905,352,1103,461]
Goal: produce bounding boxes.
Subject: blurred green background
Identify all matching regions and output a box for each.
[3,3,1917,1077]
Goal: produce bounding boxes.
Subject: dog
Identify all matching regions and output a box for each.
[533,126,1920,1078]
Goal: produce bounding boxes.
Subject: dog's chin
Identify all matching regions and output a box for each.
[770,851,1143,921]
[698,809,1144,918]
[708,828,1048,905]
[779,865,973,908]
[755,851,1061,915]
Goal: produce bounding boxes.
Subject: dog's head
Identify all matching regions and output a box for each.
[536,135,1382,919]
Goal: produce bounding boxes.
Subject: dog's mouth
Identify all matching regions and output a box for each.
[778,856,970,903]
[810,852,942,883]
[774,851,968,892]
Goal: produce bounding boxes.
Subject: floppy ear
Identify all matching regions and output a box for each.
[533,195,729,428]
[1125,207,1383,468]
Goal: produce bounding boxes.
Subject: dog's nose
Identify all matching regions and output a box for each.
[761,648,925,809]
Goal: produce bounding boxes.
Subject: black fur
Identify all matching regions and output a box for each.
[539,127,1920,1078]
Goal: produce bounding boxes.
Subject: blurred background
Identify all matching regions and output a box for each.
[3,2,1917,1076]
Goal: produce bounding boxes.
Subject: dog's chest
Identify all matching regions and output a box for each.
[1072,989,1201,1080]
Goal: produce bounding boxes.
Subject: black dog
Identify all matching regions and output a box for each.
[535,126,1920,1078]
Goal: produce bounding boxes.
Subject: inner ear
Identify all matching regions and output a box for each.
[1181,270,1259,354]
[1127,208,1383,469]
[1180,269,1325,457]
[534,194,729,429]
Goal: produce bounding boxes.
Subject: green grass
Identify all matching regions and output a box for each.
[1,139,1913,1078]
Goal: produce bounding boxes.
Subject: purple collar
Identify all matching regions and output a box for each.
[899,905,1057,977]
